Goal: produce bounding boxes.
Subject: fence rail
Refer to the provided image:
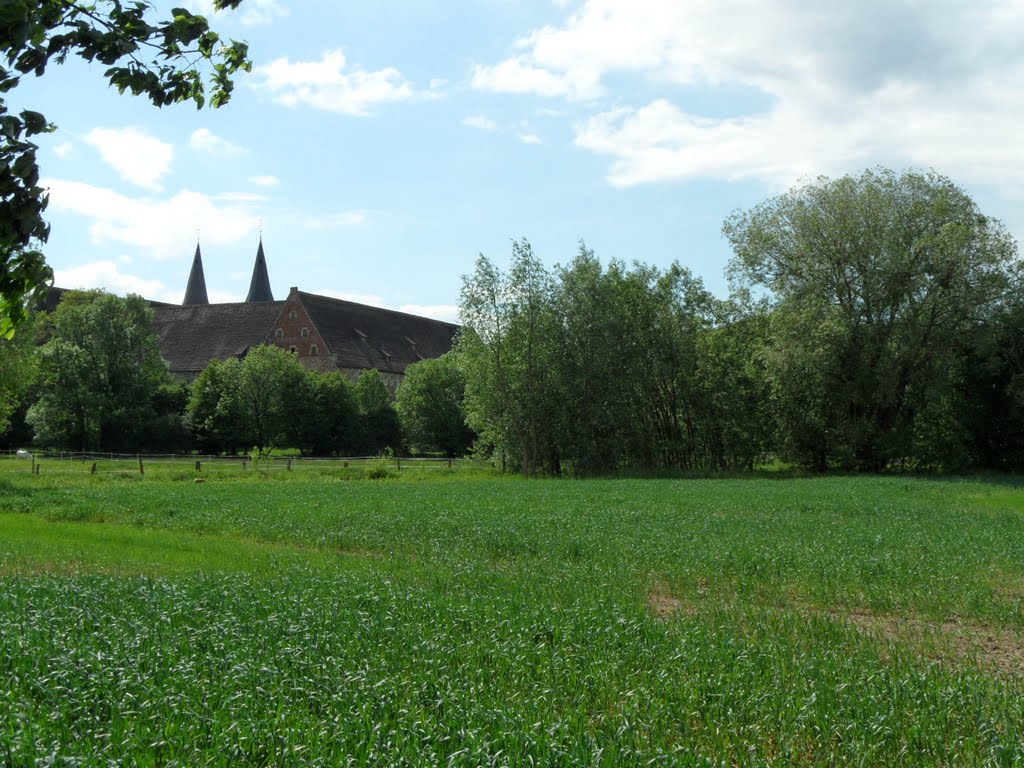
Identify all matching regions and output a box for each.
[0,450,477,477]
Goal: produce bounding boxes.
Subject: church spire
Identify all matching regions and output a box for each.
[182,242,209,306]
[245,237,274,302]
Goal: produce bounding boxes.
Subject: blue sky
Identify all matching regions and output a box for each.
[19,0,1024,321]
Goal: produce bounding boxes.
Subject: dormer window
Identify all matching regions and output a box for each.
[289,310,298,320]
[301,327,309,338]
[310,344,318,356]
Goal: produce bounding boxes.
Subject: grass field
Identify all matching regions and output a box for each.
[1,466,1023,765]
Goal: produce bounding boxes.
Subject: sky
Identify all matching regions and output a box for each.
[16,0,1024,322]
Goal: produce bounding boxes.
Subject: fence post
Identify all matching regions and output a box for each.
[195,460,201,472]
[138,457,144,476]
[30,456,35,475]
[91,462,97,475]
[396,456,401,471]
[287,458,293,471]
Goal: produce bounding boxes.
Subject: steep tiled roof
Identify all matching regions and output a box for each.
[183,244,209,305]
[245,239,274,302]
[152,301,283,376]
[298,291,458,374]
[36,286,67,314]
[37,286,174,313]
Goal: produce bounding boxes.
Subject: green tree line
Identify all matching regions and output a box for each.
[2,168,1021,473]
[458,169,1024,474]
[1,290,470,457]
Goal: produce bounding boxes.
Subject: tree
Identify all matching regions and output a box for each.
[188,346,307,456]
[292,370,360,456]
[187,357,246,454]
[396,353,474,457]
[231,345,306,456]
[694,296,773,471]
[27,290,175,450]
[724,168,1020,471]
[963,292,1024,470]
[458,240,761,475]
[354,369,401,455]
[0,313,39,435]
[459,240,562,474]
[0,1,251,336]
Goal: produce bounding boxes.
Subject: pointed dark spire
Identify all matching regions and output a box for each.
[182,243,209,306]
[245,237,274,302]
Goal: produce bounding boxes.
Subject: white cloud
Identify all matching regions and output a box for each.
[53,261,250,305]
[463,116,543,146]
[84,127,173,191]
[248,175,280,187]
[463,115,499,132]
[303,210,369,229]
[190,128,247,156]
[186,0,288,26]
[472,56,590,99]
[253,49,436,116]
[43,179,259,260]
[476,0,1024,193]
[53,142,73,158]
[215,192,267,203]
[55,261,166,299]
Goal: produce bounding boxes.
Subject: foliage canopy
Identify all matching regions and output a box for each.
[724,168,1021,470]
[0,0,251,336]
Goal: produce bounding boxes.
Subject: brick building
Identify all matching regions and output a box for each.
[150,240,459,390]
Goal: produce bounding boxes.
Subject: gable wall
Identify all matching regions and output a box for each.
[267,290,333,371]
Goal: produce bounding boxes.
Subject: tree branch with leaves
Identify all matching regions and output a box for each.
[0,0,252,336]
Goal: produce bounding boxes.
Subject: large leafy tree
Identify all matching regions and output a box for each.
[459,240,764,475]
[188,345,306,456]
[27,290,176,450]
[459,240,562,474]
[354,368,401,455]
[293,370,360,456]
[0,312,39,434]
[187,357,246,453]
[396,353,474,458]
[963,295,1024,470]
[724,168,1020,471]
[232,344,306,456]
[0,0,251,336]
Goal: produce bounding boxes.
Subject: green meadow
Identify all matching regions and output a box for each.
[1,466,1023,765]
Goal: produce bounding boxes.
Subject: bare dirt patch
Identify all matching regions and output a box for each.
[831,609,1024,676]
[647,580,699,618]
[644,580,1024,677]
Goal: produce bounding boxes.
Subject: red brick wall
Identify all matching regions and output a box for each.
[266,290,330,370]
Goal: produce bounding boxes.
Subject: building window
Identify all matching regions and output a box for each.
[301,327,309,338]
[310,344,318,356]
[289,345,297,354]
[289,310,297,320]
[275,328,283,339]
